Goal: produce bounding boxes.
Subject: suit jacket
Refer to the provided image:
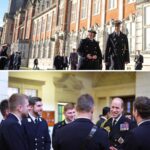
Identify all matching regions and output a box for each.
[103,115,134,149]
[53,118,109,150]
[135,54,144,70]
[22,116,51,150]
[123,120,150,150]
[0,113,28,150]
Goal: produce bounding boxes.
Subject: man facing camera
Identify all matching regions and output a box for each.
[0,94,29,150]
[124,97,150,150]
[53,94,109,150]
[22,97,51,150]
[77,29,102,70]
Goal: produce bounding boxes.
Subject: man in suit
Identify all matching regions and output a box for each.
[69,48,78,70]
[134,50,144,70]
[96,107,110,128]
[54,52,64,70]
[0,94,29,150]
[77,29,102,70]
[104,20,130,70]
[53,94,109,150]
[123,97,150,150]
[22,97,51,150]
[103,97,134,150]
[52,103,75,147]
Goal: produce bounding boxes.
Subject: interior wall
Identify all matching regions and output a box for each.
[0,71,8,121]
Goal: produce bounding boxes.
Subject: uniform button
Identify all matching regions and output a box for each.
[35,138,37,141]
[35,143,37,145]
[35,149,37,150]
[41,136,44,139]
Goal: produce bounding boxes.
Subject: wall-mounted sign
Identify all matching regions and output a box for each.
[42,111,55,126]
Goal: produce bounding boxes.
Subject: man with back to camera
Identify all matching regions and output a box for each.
[123,97,150,150]
[22,96,51,150]
[53,94,109,150]
[103,97,134,150]
[52,103,75,147]
[0,94,29,150]
[104,20,130,70]
[77,29,102,70]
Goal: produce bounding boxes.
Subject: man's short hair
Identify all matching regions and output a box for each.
[102,107,110,116]
[64,103,75,112]
[76,94,94,112]
[0,99,8,117]
[9,94,28,112]
[29,97,42,106]
[134,97,150,119]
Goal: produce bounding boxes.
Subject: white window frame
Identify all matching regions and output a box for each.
[93,0,101,15]
[109,0,117,10]
[81,0,88,19]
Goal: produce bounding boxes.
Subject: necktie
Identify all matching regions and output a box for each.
[35,118,38,124]
[112,119,116,127]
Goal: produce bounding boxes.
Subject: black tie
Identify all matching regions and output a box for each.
[112,119,116,127]
[35,118,38,124]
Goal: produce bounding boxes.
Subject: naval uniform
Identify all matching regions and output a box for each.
[103,115,134,150]
[0,113,28,150]
[77,38,102,70]
[53,118,109,150]
[22,115,51,150]
[105,32,129,70]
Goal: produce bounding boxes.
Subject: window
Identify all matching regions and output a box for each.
[46,14,51,31]
[24,89,37,97]
[93,0,101,15]
[127,0,135,3]
[81,0,87,19]
[58,103,67,122]
[8,87,19,97]
[109,0,117,10]
[71,2,77,22]
[144,6,150,51]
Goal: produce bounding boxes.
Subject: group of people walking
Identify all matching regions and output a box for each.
[54,20,144,71]
[0,45,21,70]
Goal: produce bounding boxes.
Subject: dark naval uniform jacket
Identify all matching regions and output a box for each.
[105,32,129,70]
[22,115,51,150]
[123,120,150,150]
[77,38,102,70]
[52,120,67,148]
[53,118,109,150]
[103,115,133,150]
[0,113,28,150]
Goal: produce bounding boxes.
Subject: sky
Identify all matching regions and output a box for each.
[0,0,9,27]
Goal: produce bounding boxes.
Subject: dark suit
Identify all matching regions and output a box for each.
[69,52,78,70]
[53,118,109,150]
[134,54,143,70]
[77,38,102,70]
[0,47,8,70]
[123,120,150,150]
[54,55,63,70]
[0,113,28,150]
[22,116,51,150]
[103,115,133,149]
[105,32,129,70]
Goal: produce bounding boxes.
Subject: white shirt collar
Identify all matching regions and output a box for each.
[11,113,22,125]
[101,116,107,120]
[138,119,150,126]
[29,113,38,123]
[113,114,122,123]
